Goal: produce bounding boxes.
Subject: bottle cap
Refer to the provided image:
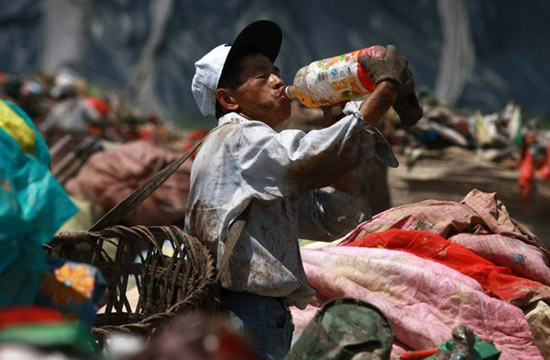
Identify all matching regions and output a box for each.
[284,86,295,100]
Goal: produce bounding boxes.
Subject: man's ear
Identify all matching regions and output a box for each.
[216,88,239,112]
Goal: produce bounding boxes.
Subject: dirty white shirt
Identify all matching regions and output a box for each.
[184,102,396,309]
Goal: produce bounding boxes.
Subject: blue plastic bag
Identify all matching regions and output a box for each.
[0,100,77,307]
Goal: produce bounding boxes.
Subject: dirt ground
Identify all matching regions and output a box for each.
[388,147,550,247]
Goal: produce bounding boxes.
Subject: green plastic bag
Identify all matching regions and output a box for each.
[0,100,77,307]
[286,298,393,360]
[0,322,100,358]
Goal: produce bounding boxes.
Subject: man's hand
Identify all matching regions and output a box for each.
[320,103,346,127]
[360,45,423,126]
[359,81,399,127]
[359,45,413,95]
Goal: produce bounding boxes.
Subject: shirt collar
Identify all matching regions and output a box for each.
[218,112,250,126]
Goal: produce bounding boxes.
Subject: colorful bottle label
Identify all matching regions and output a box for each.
[291,46,387,107]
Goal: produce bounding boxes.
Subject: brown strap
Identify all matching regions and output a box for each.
[215,205,250,282]
[89,137,204,231]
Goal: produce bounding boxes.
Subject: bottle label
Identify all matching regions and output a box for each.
[298,46,387,107]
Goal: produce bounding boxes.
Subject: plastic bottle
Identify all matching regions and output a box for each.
[285,46,423,126]
[449,325,475,360]
[285,46,387,108]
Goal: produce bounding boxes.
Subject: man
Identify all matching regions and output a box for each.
[187,20,414,359]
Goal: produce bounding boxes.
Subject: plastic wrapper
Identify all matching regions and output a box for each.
[0,100,77,307]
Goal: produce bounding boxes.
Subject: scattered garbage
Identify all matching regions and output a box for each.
[383,98,550,205]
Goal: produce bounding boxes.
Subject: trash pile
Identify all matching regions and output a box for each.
[394,101,524,160]
[0,71,180,147]
[389,99,550,203]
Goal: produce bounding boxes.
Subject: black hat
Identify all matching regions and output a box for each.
[221,20,282,79]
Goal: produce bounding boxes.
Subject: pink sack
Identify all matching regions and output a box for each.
[66,141,191,226]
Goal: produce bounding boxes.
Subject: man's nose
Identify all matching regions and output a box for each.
[268,74,284,88]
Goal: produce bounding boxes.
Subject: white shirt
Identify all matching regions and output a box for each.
[184,102,396,308]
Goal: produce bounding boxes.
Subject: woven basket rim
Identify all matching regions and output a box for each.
[49,225,217,338]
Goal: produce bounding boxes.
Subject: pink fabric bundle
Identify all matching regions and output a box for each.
[294,190,550,358]
[340,189,550,284]
[449,233,550,286]
[292,247,543,360]
[346,229,550,307]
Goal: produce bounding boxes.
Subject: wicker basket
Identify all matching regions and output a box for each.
[48,225,216,340]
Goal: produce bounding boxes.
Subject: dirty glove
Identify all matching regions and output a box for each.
[360,45,422,126]
[359,44,413,95]
[393,90,423,126]
[393,66,423,126]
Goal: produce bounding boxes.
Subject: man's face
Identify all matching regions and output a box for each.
[230,54,291,127]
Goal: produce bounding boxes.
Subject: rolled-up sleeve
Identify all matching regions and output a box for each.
[343,101,398,168]
[292,187,368,241]
[238,115,377,200]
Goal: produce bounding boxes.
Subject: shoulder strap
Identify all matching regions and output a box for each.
[215,205,250,282]
[89,125,219,231]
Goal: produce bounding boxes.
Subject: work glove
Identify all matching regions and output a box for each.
[360,45,423,126]
[393,65,423,126]
[359,44,413,95]
[393,89,423,126]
